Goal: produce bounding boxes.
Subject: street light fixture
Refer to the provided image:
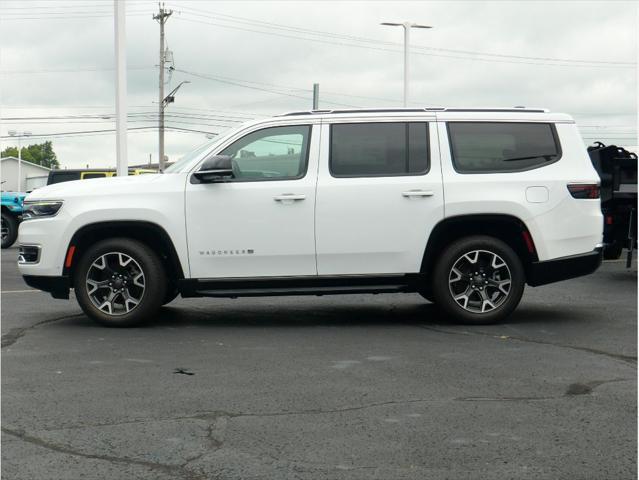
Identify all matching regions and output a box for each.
[381,21,432,107]
[8,130,32,192]
[159,80,190,171]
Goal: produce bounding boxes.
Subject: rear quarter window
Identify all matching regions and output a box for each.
[447,122,562,173]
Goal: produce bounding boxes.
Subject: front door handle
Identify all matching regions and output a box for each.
[274,194,306,203]
[402,190,434,197]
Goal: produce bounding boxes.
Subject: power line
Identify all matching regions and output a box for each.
[0,126,218,139]
[171,4,632,65]
[174,16,633,70]
[170,6,635,68]
[174,68,360,108]
[0,12,152,21]
[0,66,155,75]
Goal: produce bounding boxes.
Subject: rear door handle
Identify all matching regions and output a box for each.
[274,194,306,203]
[402,190,434,197]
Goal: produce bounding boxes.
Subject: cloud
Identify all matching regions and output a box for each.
[0,0,636,168]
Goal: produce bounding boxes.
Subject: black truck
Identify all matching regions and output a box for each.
[587,142,637,265]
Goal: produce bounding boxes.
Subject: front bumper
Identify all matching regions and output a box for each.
[23,275,70,299]
[527,247,603,287]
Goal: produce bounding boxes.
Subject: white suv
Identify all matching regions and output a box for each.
[18,107,603,327]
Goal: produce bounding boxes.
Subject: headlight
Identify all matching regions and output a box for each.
[22,200,63,220]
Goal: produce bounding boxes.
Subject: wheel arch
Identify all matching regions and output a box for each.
[421,214,538,281]
[1,205,18,216]
[64,221,185,282]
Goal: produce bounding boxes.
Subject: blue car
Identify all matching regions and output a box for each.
[1,191,26,248]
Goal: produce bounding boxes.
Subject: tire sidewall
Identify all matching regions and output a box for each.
[1,212,18,249]
[73,238,167,327]
[432,235,525,325]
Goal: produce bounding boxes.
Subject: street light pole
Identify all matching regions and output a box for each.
[381,21,432,107]
[8,130,31,192]
[114,0,128,177]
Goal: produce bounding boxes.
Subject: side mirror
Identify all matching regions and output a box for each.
[192,155,234,183]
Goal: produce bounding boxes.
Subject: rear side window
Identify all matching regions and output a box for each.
[448,122,561,173]
[48,172,81,184]
[82,173,108,179]
[330,122,429,177]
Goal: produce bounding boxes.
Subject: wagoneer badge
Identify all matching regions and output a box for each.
[199,249,254,256]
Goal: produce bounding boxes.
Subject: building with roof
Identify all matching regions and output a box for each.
[0,156,51,192]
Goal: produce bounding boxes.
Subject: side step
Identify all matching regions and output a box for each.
[195,285,407,298]
[178,274,424,298]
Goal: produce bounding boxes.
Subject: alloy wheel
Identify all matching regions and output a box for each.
[1,217,8,241]
[448,249,512,314]
[85,252,145,316]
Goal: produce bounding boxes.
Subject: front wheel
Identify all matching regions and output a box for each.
[1,212,19,249]
[431,236,525,325]
[73,238,167,327]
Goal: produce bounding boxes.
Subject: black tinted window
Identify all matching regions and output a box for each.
[330,122,429,177]
[48,172,81,184]
[448,122,561,173]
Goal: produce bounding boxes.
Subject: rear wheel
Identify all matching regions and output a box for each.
[603,244,623,260]
[73,238,167,327]
[1,212,18,249]
[431,236,525,324]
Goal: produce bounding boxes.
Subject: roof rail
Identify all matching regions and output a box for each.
[276,107,549,117]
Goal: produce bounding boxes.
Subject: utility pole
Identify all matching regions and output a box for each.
[114,0,128,177]
[312,83,319,110]
[381,21,432,107]
[154,2,172,171]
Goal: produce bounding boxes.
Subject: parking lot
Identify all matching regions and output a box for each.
[1,245,636,479]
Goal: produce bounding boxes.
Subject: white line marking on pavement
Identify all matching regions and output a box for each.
[1,289,40,294]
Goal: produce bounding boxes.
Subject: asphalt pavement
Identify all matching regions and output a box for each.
[1,246,637,480]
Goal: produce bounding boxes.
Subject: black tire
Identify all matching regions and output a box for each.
[431,235,525,325]
[73,238,167,327]
[603,244,623,260]
[1,212,19,249]
[163,287,180,305]
[418,290,434,303]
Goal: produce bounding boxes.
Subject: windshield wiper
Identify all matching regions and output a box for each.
[503,154,556,162]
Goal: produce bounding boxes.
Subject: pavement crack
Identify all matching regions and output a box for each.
[455,395,557,402]
[417,325,637,365]
[1,426,207,480]
[1,313,85,348]
[188,398,439,420]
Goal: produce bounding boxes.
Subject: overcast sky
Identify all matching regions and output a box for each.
[0,0,637,169]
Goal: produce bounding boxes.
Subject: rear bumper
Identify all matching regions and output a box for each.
[527,247,603,287]
[23,275,70,299]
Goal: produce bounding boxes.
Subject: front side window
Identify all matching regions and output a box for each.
[330,122,429,177]
[219,125,311,181]
[448,122,561,173]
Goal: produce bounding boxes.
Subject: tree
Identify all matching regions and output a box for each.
[1,141,59,169]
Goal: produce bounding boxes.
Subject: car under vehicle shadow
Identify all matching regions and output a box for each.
[49,295,584,331]
[141,297,582,330]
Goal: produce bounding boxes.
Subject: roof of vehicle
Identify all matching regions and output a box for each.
[274,107,574,123]
[48,168,157,174]
[278,107,548,116]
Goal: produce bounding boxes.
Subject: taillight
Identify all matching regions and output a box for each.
[567,183,600,199]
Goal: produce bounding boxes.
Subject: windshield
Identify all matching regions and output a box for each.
[164,139,220,173]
